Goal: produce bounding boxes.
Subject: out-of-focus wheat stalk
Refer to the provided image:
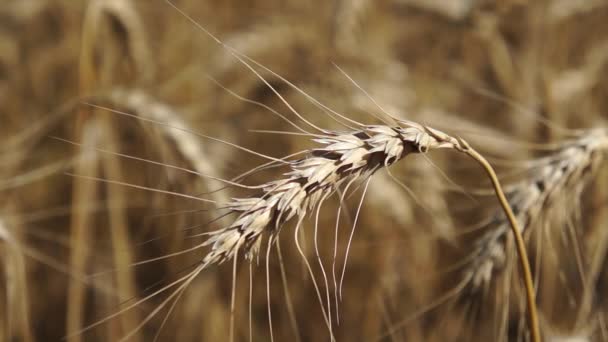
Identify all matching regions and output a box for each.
[68,0,149,340]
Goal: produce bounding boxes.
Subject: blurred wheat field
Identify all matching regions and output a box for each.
[1,0,608,341]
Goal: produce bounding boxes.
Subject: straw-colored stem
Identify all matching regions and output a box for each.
[465,146,541,342]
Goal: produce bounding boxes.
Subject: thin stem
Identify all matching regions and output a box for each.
[465,146,540,342]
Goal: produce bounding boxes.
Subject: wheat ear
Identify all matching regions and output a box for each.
[200,123,464,264]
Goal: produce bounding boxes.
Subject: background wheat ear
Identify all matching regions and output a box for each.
[446,128,608,339]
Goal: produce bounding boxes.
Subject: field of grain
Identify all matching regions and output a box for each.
[1,1,608,341]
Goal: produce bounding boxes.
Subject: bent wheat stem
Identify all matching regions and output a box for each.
[464,144,540,342]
